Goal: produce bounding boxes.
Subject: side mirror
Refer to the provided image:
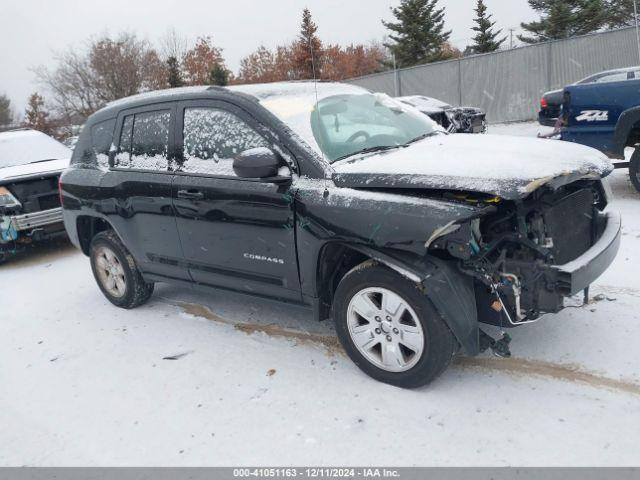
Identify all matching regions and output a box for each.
[233,147,282,179]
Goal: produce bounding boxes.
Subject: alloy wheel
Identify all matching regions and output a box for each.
[95,246,127,298]
[347,287,425,372]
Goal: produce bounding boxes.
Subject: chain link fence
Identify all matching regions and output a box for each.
[347,26,640,124]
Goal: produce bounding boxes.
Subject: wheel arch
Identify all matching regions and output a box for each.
[76,215,115,256]
[316,242,480,355]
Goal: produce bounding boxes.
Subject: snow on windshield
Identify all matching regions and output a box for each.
[230,82,437,162]
[231,83,366,156]
[0,130,71,168]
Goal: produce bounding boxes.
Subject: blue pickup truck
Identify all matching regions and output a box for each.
[561,76,640,192]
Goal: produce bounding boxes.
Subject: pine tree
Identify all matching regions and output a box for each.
[291,8,323,79]
[0,93,12,127]
[382,0,452,68]
[24,93,53,135]
[605,0,637,28]
[167,56,184,88]
[208,62,230,86]
[519,0,608,44]
[470,0,506,53]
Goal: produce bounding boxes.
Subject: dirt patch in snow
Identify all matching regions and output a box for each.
[174,300,342,355]
[455,357,640,396]
[174,299,640,396]
[593,285,640,298]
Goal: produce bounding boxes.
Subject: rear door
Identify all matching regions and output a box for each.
[99,103,188,280]
[171,100,301,301]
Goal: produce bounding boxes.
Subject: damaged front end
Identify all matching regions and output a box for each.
[0,176,66,261]
[427,179,621,331]
[445,107,488,134]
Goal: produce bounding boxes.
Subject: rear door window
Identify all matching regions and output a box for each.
[181,107,269,176]
[115,110,170,171]
[115,115,134,168]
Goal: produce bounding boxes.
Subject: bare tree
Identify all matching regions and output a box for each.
[160,28,189,61]
[35,32,167,120]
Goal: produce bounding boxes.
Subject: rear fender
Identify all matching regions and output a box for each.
[612,106,640,158]
[348,245,480,355]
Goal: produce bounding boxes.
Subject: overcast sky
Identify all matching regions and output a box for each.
[0,0,538,114]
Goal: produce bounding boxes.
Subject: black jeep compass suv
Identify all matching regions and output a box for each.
[60,82,621,388]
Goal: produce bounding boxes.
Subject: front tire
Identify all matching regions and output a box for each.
[630,148,640,193]
[333,261,456,389]
[90,230,154,309]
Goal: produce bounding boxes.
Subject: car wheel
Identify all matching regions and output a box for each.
[630,148,640,193]
[333,261,456,389]
[90,230,154,309]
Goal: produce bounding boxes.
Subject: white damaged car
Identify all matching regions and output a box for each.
[0,129,71,262]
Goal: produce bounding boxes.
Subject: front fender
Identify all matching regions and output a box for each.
[348,246,480,355]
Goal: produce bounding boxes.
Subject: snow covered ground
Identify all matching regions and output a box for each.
[1,122,639,467]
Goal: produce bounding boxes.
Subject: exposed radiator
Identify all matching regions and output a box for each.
[544,189,594,265]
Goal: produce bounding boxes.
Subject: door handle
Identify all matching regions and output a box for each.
[177,189,204,200]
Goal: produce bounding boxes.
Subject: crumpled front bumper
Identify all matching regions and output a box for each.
[552,210,622,296]
[10,207,64,231]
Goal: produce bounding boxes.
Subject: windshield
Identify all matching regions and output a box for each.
[252,85,441,164]
[0,130,70,168]
[310,93,439,162]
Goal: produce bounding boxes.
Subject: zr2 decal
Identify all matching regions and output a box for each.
[576,110,609,122]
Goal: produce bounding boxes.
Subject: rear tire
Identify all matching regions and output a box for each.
[90,230,154,309]
[630,148,640,193]
[333,261,456,389]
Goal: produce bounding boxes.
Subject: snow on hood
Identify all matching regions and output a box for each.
[0,130,71,174]
[0,158,70,182]
[332,134,613,200]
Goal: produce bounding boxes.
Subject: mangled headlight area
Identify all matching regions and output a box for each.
[428,215,560,328]
[445,107,487,134]
[0,186,21,244]
[0,186,20,208]
[427,184,604,328]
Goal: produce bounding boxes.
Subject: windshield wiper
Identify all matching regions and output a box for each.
[334,144,403,163]
[405,131,441,145]
[30,158,58,164]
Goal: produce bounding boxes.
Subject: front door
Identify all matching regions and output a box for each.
[172,101,301,301]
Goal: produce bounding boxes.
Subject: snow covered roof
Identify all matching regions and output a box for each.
[399,96,452,112]
[105,86,212,109]
[0,129,71,168]
[577,65,640,84]
[228,81,368,101]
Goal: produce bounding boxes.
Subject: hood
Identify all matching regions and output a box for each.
[332,134,613,200]
[0,158,70,183]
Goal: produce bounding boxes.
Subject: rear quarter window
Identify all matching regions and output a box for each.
[70,118,116,168]
[91,119,116,168]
